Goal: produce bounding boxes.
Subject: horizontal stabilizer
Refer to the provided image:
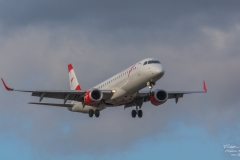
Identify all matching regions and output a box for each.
[28,102,74,108]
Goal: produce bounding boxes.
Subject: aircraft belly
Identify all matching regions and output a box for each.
[71,102,105,113]
[106,92,137,106]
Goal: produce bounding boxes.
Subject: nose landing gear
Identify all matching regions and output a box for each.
[147,81,155,92]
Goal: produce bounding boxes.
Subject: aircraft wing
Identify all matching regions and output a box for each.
[167,81,207,102]
[166,90,206,103]
[28,102,74,107]
[139,81,206,97]
[125,81,207,108]
[1,78,112,103]
[137,90,206,98]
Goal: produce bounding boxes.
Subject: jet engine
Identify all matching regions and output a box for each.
[150,89,168,106]
[84,89,103,105]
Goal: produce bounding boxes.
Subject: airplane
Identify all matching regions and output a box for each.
[1,58,207,118]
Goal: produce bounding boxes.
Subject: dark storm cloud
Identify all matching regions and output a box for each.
[0,0,240,31]
[0,0,240,158]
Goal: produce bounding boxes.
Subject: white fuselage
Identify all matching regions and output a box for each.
[70,58,164,113]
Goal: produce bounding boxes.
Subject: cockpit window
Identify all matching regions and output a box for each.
[143,60,161,66]
[148,60,161,64]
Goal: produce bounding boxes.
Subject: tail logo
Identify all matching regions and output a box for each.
[71,77,74,83]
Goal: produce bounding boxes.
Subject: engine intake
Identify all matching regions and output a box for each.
[150,89,168,106]
[84,89,103,105]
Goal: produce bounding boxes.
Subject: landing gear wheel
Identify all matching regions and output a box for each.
[89,109,94,117]
[132,110,137,118]
[138,110,143,118]
[95,109,100,117]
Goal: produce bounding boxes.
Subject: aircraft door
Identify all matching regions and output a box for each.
[121,62,142,91]
[137,63,141,77]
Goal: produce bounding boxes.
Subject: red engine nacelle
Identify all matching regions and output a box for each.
[150,89,168,106]
[84,89,103,106]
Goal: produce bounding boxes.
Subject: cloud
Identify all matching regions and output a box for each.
[0,0,239,31]
[0,0,240,158]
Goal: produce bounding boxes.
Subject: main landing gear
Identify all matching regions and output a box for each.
[89,109,100,118]
[132,107,143,118]
[131,98,144,118]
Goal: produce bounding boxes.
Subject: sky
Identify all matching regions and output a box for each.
[0,0,240,159]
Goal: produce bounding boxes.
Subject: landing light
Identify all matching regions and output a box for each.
[112,89,116,93]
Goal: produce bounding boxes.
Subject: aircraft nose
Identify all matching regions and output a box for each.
[155,65,164,76]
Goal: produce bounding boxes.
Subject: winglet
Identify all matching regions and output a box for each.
[1,78,13,91]
[203,80,207,92]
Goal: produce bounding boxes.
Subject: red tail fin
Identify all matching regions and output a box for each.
[203,80,207,92]
[68,64,81,90]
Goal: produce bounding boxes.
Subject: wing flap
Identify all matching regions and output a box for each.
[28,102,74,108]
[31,91,84,101]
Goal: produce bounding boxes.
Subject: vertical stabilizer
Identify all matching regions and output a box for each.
[68,64,81,90]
